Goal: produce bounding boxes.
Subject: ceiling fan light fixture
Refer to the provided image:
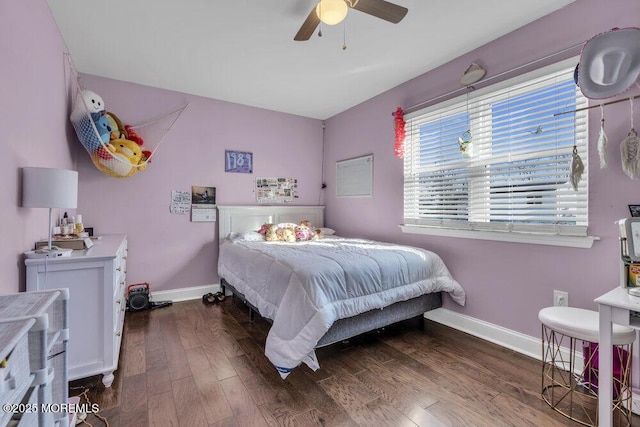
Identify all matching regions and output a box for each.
[316,0,348,25]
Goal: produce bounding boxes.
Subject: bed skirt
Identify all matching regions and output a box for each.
[220,278,442,348]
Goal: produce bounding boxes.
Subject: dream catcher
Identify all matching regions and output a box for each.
[597,105,608,169]
[621,97,640,179]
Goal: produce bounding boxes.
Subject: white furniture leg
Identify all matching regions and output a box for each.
[598,303,613,427]
[102,372,115,388]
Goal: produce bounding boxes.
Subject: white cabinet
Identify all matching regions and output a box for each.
[25,234,127,388]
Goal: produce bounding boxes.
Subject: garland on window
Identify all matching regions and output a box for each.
[393,107,406,158]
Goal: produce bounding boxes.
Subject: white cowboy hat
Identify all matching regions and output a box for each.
[578,27,640,99]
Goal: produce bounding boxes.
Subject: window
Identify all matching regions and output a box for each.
[402,59,591,246]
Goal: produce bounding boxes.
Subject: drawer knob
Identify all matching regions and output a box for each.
[115,332,121,337]
[122,256,127,259]
[116,267,121,272]
[116,300,121,305]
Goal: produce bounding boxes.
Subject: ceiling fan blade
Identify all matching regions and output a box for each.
[294,8,321,41]
[351,0,408,24]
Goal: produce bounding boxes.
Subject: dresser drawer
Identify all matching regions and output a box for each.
[0,322,34,426]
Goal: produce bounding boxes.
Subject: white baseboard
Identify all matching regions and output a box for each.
[151,283,220,303]
[424,307,582,372]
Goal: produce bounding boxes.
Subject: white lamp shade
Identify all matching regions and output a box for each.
[22,167,78,208]
[316,0,348,25]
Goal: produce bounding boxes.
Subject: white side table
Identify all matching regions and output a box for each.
[595,287,640,427]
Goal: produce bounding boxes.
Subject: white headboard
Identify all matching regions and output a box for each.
[218,205,325,244]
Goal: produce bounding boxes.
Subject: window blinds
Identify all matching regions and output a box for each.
[403,62,589,236]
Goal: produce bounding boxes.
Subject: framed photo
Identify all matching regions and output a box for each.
[191,186,216,205]
[629,205,640,217]
[225,150,253,173]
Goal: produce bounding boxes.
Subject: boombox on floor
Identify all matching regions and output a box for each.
[126,282,172,311]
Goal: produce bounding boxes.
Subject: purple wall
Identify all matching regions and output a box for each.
[1,0,76,294]
[75,76,323,292]
[323,0,640,338]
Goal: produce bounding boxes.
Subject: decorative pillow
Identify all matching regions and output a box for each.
[319,227,336,235]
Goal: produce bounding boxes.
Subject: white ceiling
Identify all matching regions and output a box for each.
[47,0,574,120]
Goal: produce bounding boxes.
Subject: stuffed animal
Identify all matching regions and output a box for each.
[95,115,112,143]
[298,220,322,241]
[71,89,109,154]
[294,225,310,241]
[123,124,152,163]
[95,138,147,178]
[125,125,144,146]
[263,224,278,241]
[105,112,127,140]
[281,227,296,243]
[71,89,106,122]
[313,229,323,240]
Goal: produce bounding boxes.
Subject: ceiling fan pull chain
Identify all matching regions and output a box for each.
[317,1,323,37]
[343,22,347,50]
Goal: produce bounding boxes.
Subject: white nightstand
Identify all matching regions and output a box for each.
[25,234,128,387]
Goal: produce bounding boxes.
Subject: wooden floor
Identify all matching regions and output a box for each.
[70,297,615,426]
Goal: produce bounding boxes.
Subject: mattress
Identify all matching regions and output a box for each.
[218,235,465,377]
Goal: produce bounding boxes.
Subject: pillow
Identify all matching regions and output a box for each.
[319,227,336,235]
[228,231,265,242]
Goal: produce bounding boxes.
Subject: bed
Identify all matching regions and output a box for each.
[217,205,465,378]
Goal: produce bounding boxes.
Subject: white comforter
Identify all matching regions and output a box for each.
[218,236,465,377]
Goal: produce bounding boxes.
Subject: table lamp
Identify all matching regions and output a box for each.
[22,167,78,258]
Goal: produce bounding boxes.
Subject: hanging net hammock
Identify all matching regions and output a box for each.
[66,55,187,178]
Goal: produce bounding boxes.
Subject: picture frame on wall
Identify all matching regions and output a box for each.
[629,205,640,217]
[225,150,253,173]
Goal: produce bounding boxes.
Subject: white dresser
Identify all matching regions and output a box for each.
[25,234,127,387]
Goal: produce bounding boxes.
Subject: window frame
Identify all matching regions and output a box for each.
[401,57,597,248]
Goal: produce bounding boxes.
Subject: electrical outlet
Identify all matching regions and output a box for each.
[553,290,569,307]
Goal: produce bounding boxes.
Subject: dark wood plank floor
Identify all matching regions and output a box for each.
[70,297,611,426]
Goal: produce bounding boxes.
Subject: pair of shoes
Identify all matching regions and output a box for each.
[202,293,217,305]
[202,292,225,305]
[213,292,225,303]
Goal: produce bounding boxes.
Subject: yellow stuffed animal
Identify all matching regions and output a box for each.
[94,138,147,178]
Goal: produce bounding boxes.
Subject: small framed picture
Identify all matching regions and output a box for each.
[629,205,640,217]
[225,150,253,173]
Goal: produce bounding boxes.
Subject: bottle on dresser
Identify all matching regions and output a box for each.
[75,215,84,234]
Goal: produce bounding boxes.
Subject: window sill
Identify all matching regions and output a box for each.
[399,225,599,249]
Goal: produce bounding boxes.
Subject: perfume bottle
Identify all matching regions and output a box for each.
[75,215,84,233]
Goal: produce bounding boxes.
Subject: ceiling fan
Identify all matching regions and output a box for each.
[294,0,408,41]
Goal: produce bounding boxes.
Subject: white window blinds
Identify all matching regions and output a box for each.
[403,60,589,237]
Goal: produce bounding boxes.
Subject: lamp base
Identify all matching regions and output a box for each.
[24,247,73,259]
